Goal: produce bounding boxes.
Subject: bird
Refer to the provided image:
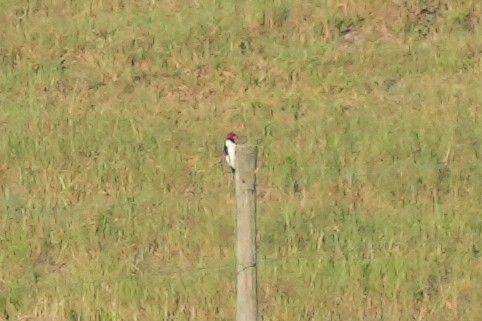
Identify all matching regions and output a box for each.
[224,131,237,173]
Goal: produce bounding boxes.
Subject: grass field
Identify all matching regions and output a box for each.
[1,0,481,320]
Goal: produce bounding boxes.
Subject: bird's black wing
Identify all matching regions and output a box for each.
[223,143,228,156]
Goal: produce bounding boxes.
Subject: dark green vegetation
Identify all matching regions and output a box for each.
[1,0,481,320]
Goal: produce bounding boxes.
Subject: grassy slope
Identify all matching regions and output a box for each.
[1,0,481,320]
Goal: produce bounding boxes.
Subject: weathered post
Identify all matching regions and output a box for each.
[234,144,258,321]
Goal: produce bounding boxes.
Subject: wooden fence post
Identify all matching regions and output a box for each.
[235,145,258,321]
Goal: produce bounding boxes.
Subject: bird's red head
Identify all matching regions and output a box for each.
[226,131,237,142]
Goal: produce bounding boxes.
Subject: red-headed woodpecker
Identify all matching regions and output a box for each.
[224,131,237,173]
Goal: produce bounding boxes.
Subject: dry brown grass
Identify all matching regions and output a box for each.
[1,0,481,320]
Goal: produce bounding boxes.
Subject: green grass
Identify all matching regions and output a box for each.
[1,0,481,320]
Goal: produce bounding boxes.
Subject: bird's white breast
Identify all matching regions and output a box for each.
[225,140,236,169]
